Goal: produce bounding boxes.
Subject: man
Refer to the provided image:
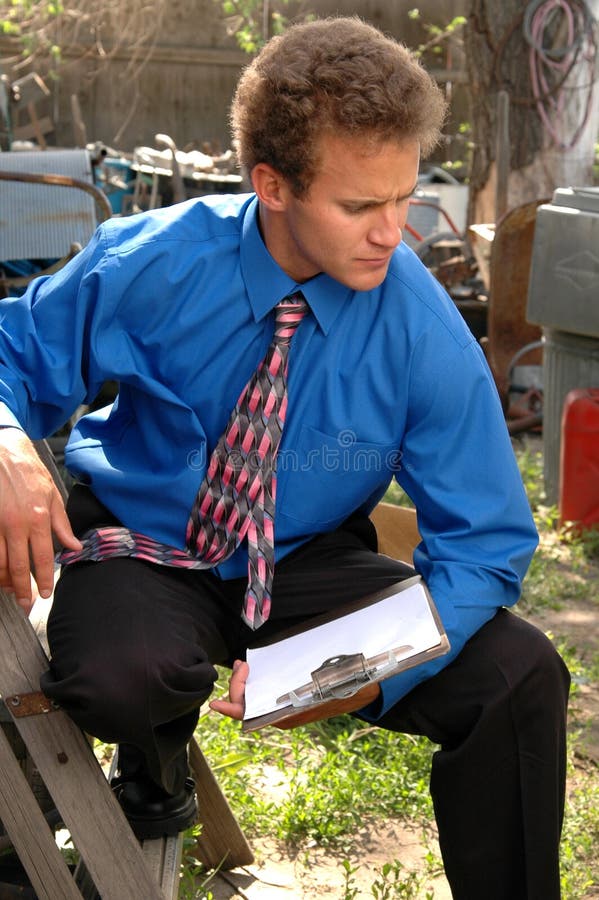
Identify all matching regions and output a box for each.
[0,16,568,899]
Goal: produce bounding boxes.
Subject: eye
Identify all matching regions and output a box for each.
[343,203,370,215]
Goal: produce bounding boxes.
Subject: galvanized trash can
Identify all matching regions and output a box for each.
[527,187,599,504]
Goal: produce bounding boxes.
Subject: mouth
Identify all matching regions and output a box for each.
[357,256,391,267]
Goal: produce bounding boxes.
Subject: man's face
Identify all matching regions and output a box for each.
[265,133,421,291]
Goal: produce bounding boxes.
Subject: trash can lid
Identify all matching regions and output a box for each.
[551,186,599,214]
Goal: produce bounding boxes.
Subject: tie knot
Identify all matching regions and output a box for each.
[273,292,309,345]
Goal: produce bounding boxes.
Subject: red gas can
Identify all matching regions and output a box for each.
[559,388,599,531]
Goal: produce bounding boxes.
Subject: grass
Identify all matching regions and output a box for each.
[514,445,599,614]
[197,713,435,849]
[340,857,437,900]
[180,439,599,898]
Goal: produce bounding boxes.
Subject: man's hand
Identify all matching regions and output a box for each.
[209,659,249,720]
[0,428,82,613]
[209,658,381,729]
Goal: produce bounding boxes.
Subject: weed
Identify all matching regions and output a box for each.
[340,857,436,899]
[341,859,360,900]
[369,859,431,898]
[560,758,599,899]
[512,446,598,615]
[515,445,546,511]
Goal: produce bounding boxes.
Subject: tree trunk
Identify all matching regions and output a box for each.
[464,0,599,225]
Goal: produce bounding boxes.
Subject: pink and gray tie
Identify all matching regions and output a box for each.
[58,293,309,630]
[186,292,308,628]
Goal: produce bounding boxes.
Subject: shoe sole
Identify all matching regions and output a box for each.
[126,793,199,841]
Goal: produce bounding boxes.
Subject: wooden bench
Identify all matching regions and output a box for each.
[370,502,420,564]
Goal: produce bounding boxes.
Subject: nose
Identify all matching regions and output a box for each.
[367,205,403,250]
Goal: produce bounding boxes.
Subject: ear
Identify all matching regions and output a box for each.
[250,163,290,212]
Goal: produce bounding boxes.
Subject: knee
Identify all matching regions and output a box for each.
[42,647,153,738]
[42,643,218,742]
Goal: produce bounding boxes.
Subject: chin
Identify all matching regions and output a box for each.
[343,271,389,293]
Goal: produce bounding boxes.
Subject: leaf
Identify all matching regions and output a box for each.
[210,750,253,773]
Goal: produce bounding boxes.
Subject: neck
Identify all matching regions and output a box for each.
[257,202,317,284]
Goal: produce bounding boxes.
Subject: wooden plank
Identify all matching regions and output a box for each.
[12,116,54,142]
[76,798,184,900]
[70,93,88,148]
[157,837,184,899]
[80,834,183,900]
[26,102,47,149]
[60,42,248,69]
[142,835,184,900]
[0,725,83,900]
[188,737,253,871]
[370,503,420,564]
[0,590,163,900]
[495,90,510,223]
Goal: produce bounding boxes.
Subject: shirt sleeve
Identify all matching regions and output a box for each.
[361,337,538,720]
[0,229,111,438]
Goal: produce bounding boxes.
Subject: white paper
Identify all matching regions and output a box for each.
[244,579,441,720]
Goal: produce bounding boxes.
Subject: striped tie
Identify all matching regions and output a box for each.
[186,292,309,628]
[58,293,308,631]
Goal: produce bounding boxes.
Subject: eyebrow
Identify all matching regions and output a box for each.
[344,181,420,207]
[400,182,419,202]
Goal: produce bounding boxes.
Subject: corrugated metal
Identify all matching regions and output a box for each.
[0,150,97,261]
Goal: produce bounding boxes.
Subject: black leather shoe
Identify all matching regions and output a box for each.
[112,775,198,840]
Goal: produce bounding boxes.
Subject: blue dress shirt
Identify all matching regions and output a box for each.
[0,193,538,717]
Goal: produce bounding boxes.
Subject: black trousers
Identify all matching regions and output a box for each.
[41,486,570,900]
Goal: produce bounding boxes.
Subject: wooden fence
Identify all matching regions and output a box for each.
[1,0,467,159]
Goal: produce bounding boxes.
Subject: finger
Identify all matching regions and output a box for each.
[5,529,34,608]
[209,698,245,720]
[28,510,57,601]
[208,660,249,720]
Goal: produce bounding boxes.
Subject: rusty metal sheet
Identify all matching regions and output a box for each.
[0,149,97,261]
[4,691,60,718]
[484,199,548,401]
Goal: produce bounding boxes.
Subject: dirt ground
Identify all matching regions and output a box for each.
[200,587,599,900]
[204,821,452,899]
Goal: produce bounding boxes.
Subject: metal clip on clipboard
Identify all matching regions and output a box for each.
[277,646,413,709]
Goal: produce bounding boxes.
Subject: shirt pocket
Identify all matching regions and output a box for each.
[277,424,398,527]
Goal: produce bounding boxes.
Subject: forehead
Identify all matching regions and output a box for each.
[310,132,420,196]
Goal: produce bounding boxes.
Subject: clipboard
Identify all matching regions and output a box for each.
[242,575,449,732]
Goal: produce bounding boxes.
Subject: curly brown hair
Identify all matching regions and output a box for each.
[231,16,447,196]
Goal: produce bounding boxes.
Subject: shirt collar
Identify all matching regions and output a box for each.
[240,196,352,336]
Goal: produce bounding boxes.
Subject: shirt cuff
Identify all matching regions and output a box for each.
[0,402,24,430]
